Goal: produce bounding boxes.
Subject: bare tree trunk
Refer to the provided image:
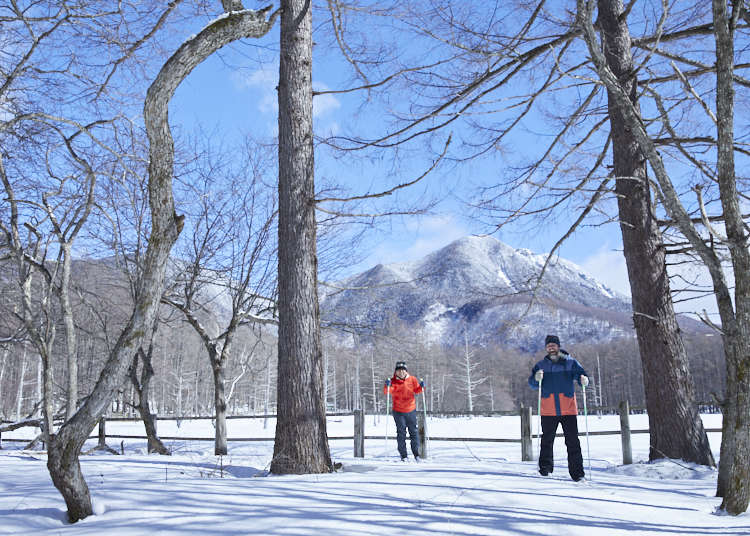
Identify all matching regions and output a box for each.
[271,0,331,474]
[130,345,169,455]
[35,353,41,417]
[15,346,26,422]
[193,370,200,415]
[370,348,377,423]
[332,358,337,410]
[211,346,228,456]
[711,0,750,513]
[353,349,361,410]
[430,358,435,411]
[718,341,746,504]
[323,350,329,407]
[0,346,7,419]
[60,243,78,421]
[464,333,473,412]
[263,353,272,429]
[45,8,277,521]
[596,0,714,466]
[176,354,184,417]
[488,378,494,412]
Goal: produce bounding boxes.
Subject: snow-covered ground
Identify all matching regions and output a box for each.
[1,413,745,535]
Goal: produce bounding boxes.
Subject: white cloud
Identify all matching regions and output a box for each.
[312,82,341,118]
[370,215,471,266]
[579,244,631,298]
[232,71,342,120]
[667,257,727,322]
[232,67,278,115]
[580,243,725,321]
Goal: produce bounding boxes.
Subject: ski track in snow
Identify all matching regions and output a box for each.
[0,414,742,536]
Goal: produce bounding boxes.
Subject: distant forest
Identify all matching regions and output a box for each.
[0,259,724,419]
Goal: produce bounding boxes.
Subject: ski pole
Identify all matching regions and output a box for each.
[536,374,542,460]
[385,386,390,453]
[421,387,429,458]
[582,382,592,479]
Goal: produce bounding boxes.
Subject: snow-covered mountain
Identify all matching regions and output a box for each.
[321,235,644,352]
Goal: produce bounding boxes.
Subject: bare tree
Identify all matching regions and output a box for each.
[0,178,57,436]
[0,345,8,418]
[14,345,28,422]
[164,138,277,455]
[317,0,719,463]
[129,323,169,455]
[590,0,714,466]
[459,330,487,413]
[94,125,170,451]
[577,0,750,514]
[44,4,279,522]
[0,0,187,462]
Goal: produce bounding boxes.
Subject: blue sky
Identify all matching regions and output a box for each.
[167,7,726,321]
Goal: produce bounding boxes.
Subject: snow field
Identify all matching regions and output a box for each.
[0,413,742,536]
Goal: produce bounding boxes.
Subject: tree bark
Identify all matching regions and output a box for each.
[0,347,7,419]
[211,345,228,456]
[271,0,332,474]
[464,333,473,412]
[45,8,278,522]
[130,345,169,455]
[579,0,750,512]
[15,346,26,422]
[164,304,231,455]
[711,0,750,514]
[596,0,714,466]
[60,243,79,421]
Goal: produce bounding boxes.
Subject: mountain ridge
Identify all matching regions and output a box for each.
[321,235,703,352]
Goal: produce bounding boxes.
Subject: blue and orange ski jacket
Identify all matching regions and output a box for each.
[384,374,423,413]
[528,351,588,416]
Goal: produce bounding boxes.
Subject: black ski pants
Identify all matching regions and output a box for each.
[392,410,420,459]
[539,414,584,480]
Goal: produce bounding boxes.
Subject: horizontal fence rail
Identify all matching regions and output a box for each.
[0,403,722,465]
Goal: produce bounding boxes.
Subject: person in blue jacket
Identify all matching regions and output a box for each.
[528,334,590,481]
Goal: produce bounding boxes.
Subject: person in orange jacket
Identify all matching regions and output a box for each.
[383,361,424,461]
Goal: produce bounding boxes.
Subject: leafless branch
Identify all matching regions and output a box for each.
[315,134,451,204]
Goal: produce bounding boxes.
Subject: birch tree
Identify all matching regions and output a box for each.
[459,331,487,413]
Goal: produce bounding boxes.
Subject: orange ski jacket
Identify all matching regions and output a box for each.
[383,374,423,413]
[528,351,588,416]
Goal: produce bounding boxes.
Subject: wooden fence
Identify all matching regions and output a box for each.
[0,402,722,466]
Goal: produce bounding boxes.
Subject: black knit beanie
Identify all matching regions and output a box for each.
[544,334,560,346]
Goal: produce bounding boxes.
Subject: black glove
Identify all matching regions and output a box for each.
[419,379,425,388]
[384,379,391,387]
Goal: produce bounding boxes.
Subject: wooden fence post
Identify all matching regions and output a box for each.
[520,405,533,461]
[354,409,364,458]
[98,417,107,448]
[619,400,632,465]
